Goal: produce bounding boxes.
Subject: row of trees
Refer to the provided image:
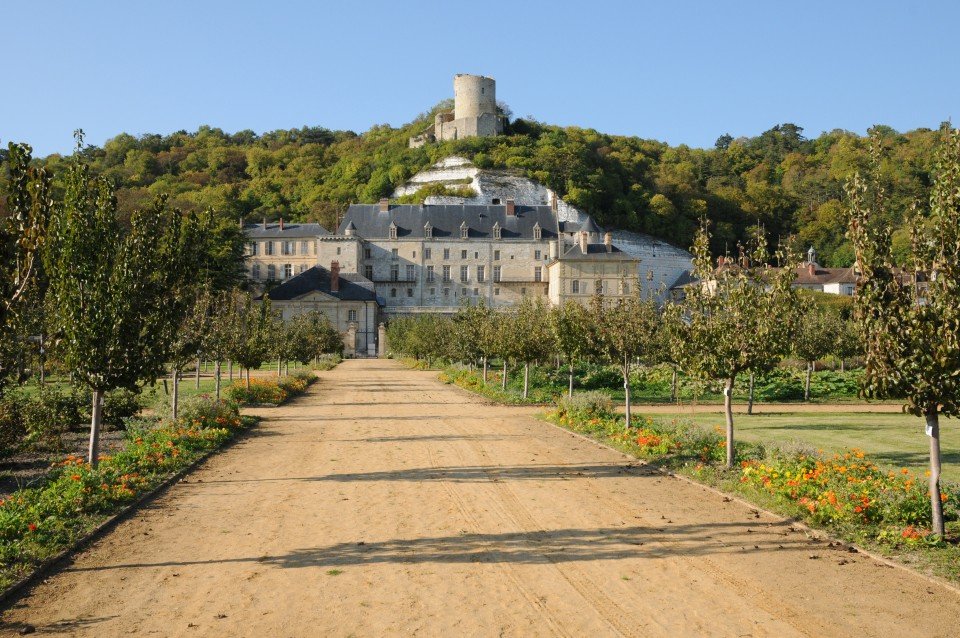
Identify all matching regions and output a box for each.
[1,135,342,467]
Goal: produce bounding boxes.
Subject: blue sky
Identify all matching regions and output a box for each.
[3,0,958,156]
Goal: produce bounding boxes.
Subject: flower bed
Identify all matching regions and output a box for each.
[544,402,960,580]
[0,397,255,591]
[226,371,315,406]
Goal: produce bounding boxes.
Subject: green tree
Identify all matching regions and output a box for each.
[668,223,799,467]
[43,143,200,466]
[510,298,552,399]
[1,143,51,392]
[549,300,590,397]
[589,292,660,428]
[229,295,272,389]
[792,307,840,400]
[847,128,960,536]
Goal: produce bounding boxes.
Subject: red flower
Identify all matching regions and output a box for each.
[27,523,37,532]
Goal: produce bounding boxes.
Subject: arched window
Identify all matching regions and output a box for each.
[389,222,398,240]
[460,221,469,240]
[424,222,432,239]
[492,222,501,240]
[533,222,542,241]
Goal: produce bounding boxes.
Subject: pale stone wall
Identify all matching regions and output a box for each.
[547,260,641,307]
[361,237,553,315]
[246,238,318,282]
[272,297,379,355]
[317,237,362,273]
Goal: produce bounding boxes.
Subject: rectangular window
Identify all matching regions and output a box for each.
[282,241,294,256]
[461,249,467,259]
[390,265,399,281]
[534,267,542,282]
[443,288,449,297]
[460,265,469,282]
[535,250,541,260]
[521,287,527,295]
[473,288,479,296]
[596,279,603,294]
[251,264,260,279]
[461,287,467,296]
[494,287,500,296]
[494,250,500,261]
[443,248,450,259]
[426,265,435,282]
[442,265,451,282]
[477,266,485,283]
[572,280,580,294]
[364,265,373,280]
[336,247,341,255]
[391,248,398,259]
[298,264,306,274]
[425,248,432,259]
[300,241,308,255]
[406,264,416,281]
[429,288,435,296]
[407,288,413,297]
[390,288,397,298]
[248,242,258,256]
[284,264,292,279]
[265,241,274,256]
[364,248,372,259]
[267,264,276,279]
[348,309,357,322]
[493,266,501,282]
[474,251,479,259]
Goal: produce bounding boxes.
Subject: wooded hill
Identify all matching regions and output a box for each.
[1,102,948,265]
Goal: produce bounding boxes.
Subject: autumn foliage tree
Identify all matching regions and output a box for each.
[848,128,960,536]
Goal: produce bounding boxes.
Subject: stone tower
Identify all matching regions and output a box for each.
[411,74,505,147]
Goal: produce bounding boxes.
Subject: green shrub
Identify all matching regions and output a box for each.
[314,354,342,371]
[177,396,241,429]
[0,396,27,457]
[555,391,614,421]
[102,389,143,426]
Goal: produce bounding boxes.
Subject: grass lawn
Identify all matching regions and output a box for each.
[637,409,960,483]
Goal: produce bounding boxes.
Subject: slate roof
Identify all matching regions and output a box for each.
[264,266,378,302]
[337,204,559,240]
[559,242,638,261]
[244,222,329,238]
[578,216,603,234]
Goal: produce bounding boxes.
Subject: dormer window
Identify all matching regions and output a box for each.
[492,222,502,240]
[424,221,432,239]
[533,222,542,241]
[460,221,469,240]
[389,221,398,240]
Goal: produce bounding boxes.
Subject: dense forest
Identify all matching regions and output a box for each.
[1,102,948,265]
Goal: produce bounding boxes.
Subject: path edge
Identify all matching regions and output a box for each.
[0,418,262,611]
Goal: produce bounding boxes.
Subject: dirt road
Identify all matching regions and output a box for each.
[3,359,959,637]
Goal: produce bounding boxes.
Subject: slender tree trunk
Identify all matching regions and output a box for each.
[502,360,508,390]
[724,377,735,468]
[568,363,574,398]
[39,335,45,387]
[196,357,201,389]
[228,359,233,381]
[926,407,945,536]
[285,361,289,376]
[171,368,180,420]
[670,368,677,402]
[246,367,251,390]
[623,357,631,429]
[523,362,530,399]
[482,356,488,384]
[840,359,845,373]
[88,389,103,468]
[812,360,817,373]
[805,361,812,402]
[215,361,222,400]
[277,357,282,376]
[747,372,755,415]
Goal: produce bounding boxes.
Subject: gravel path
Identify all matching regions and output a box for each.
[2,359,958,637]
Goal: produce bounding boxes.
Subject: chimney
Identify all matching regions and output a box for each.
[604,232,612,253]
[807,262,816,276]
[579,230,589,254]
[331,261,340,293]
[717,256,725,267]
[379,198,389,213]
[550,191,558,213]
[279,217,284,231]
[262,217,267,230]
[505,199,515,216]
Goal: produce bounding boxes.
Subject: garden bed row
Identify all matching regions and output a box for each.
[544,392,960,585]
[226,370,318,406]
[0,397,258,594]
